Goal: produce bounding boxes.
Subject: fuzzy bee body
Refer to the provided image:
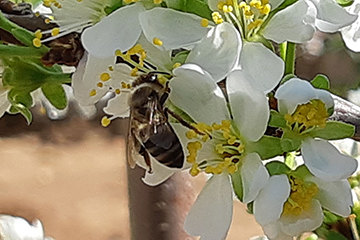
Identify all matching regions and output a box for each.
[127,73,184,172]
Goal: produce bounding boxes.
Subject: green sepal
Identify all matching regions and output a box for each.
[230,169,244,202]
[247,135,284,159]
[2,58,70,89]
[8,89,33,108]
[325,231,348,240]
[311,74,330,90]
[172,50,190,65]
[271,0,297,12]
[165,0,212,20]
[105,0,123,15]
[280,130,302,152]
[246,202,254,214]
[336,0,354,7]
[309,121,355,140]
[268,110,287,128]
[280,73,296,85]
[41,83,68,110]
[265,161,291,176]
[9,104,32,124]
[323,210,343,224]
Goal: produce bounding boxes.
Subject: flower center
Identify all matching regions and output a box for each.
[185,120,244,176]
[282,176,319,216]
[284,99,329,133]
[212,0,271,40]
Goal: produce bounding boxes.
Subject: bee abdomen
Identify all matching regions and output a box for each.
[143,127,184,168]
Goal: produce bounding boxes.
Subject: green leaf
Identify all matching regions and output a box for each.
[231,169,244,202]
[309,121,355,140]
[248,135,284,159]
[311,74,330,90]
[41,83,67,110]
[9,104,33,124]
[165,0,185,10]
[280,73,296,85]
[280,130,302,152]
[269,110,287,128]
[165,0,212,20]
[183,0,212,20]
[8,89,33,108]
[172,50,190,65]
[326,231,348,240]
[265,161,291,176]
[336,0,354,7]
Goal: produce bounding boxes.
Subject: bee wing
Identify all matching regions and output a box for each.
[126,114,143,169]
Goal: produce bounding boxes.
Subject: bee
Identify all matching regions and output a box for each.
[127,73,184,173]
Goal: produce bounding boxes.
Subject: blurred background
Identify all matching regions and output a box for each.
[0,31,360,240]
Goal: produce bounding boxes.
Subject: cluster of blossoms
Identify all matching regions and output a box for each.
[1,0,360,239]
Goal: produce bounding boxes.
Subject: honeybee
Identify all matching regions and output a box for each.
[127,73,184,173]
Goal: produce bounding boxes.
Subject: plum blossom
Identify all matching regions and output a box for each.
[254,165,354,240]
[274,78,358,181]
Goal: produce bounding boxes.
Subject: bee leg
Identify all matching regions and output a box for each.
[159,91,169,106]
[165,108,210,138]
[139,146,153,173]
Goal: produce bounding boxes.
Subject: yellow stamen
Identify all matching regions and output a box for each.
[201,19,209,27]
[212,12,224,24]
[153,37,163,46]
[51,28,60,36]
[100,72,111,81]
[173,62,182,69]
[32,38,41,48]
[35,30,42,39]
[89,89,97,97]
[101,116,111,127]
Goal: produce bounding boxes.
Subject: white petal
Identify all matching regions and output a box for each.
[309,177,353,216]
[263,221,294,240]
[169,64,230,124]
[142,158,177,186]
[227,71,269,142]
[72,53,116,106]
[341,1,360,52]
[274,78,317,114]
[315,88,334,109]
[139,8,210,50]
[103,93,130,118]
[280,199,323,236]
[136,34,173,71]
[184,174,233,240]
[82,3,145,58]
[0,215,45,239]
[263,0,316,43]
[236,42,284,93]
[208,0,220,11]
[186,22,241,82]
[0,89,10,118]
[310,0,358,32]
[302,138,358,181]
[254,175,290,226]
[242,153,270,203]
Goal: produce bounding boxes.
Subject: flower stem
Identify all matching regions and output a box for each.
[280,42,296,75]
